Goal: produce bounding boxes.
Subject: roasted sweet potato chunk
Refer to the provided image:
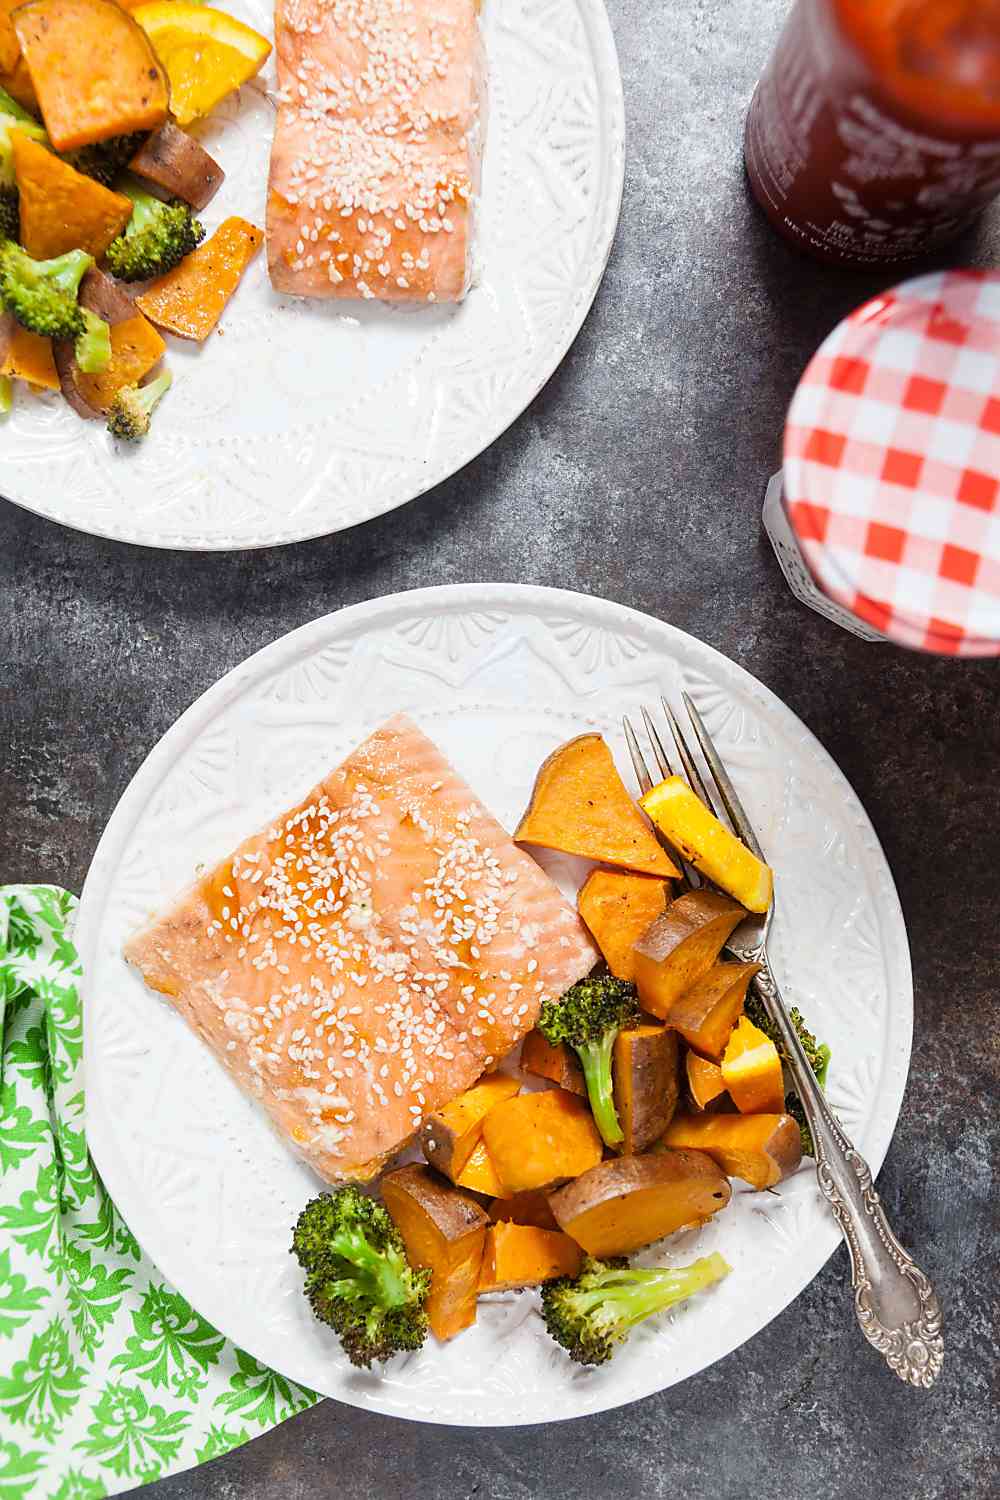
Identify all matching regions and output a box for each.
[481,1088,603,1194]
[135,215,262,340]
[515,734,679,878]
[454,1139,504,1198]
[722,1015,785,1114]
[686,1051,727,1110]
[420,1074,520,1182]
[613,1024,679,1154]
[487,1190,559,1231]
[381,1164,489,1342]
[659,1112,802,1188]
[128,120,225,210]
[65,312,164,413]
[633,890,746,1020]
[577,869,671,980]
[13,0,169,150]
[0,322,57,388]
[478,1223,582,1291]
[548,1150,731,1257]
[0,0,21,74]
[520,1029,585,1096]
[0,56,39,113]
[13,131,131,258]
[665,960,760,1060]
[641,776,773,913]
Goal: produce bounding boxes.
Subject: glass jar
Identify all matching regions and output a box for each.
[745,0,1000,266]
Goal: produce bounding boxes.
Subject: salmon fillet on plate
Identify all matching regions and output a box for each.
[125,715,597,1183]
[267,0,486,302]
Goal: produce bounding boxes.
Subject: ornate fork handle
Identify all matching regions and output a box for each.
[751,964,944,1388]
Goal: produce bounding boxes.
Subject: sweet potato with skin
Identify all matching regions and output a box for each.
[135,215,263,340]
[381,1164,489,1342]
[640,776,774,914]
[13,131,132,258]
[13,0,169,150]
[659,1112,802,1189]
[665,961,761,1060]
[548,1150,731,1257]
[633,889,746,1020]
[63,312,164,414]
[520,1029,585,1096]
[0,321,57,387]
[577,869,671,980]
[722,1015,785,1114]
[53,266,141,417]
[515,734,679,879]
[454,1140,504,1198]
[613,1024,679,1154]
[478,1222,582,1291]
[481,1088,603,1195]
[129,121,225,211]
[488,1191,559,1231]
[686,1051,727,1110]
[420,1073,520,1181]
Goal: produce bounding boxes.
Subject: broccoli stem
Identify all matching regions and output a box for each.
[330,1228,411,1309]
[0,375,11,416]
[815,1044,831,1090]
[586,1254,730,1328]
[574,1030,623,1147]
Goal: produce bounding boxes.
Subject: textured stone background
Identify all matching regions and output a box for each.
[2,0,999,1496]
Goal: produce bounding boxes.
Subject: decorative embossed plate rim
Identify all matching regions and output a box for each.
[77,585,913,1423]
[0,0,625,551]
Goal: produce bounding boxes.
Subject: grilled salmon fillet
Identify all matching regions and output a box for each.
[125,715,597,1182]
[266,0,485,301]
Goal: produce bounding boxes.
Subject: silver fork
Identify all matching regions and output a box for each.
[623,694,944,1389]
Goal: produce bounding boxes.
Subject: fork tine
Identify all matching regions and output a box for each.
[622,715,653,794]
[625,714,695,886]
[682,692,767,862]
[661,697,714,807]
[640,706,673,780]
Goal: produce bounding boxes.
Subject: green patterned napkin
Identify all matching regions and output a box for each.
[0,886,318,1499]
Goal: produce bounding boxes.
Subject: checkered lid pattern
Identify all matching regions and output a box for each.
[783,270,1000,656]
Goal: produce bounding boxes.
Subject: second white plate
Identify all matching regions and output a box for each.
[77,584,912,1423]
[0,0,625,549]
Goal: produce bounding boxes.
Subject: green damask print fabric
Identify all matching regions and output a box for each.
[0,886,318,1498]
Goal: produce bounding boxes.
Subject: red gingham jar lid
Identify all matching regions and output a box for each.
[783,270,1000,656]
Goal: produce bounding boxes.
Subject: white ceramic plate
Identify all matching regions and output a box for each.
[77,584,912,1424]
[0,2,624,550]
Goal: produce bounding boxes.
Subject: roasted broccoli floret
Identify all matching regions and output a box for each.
[104,184,204,281]
[542,1252,731,1365]
[106,369,173,441]
[538,974,641,1147]
[744,993,831,1156]
[65,132,146,189]
[0,242,95,338]
[291,1187,430,1368]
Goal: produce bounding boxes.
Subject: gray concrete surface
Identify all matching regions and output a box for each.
[2,1,999,1497]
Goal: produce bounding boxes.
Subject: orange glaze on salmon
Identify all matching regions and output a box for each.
[266,0,485,302]
[125,715,597,1182]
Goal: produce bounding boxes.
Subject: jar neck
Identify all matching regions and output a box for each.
[835,0,1000,131]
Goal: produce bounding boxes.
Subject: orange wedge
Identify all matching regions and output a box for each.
[131,2,271,126]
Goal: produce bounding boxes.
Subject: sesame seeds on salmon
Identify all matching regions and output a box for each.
[124,715,597,1182]
[266,0,486,301]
